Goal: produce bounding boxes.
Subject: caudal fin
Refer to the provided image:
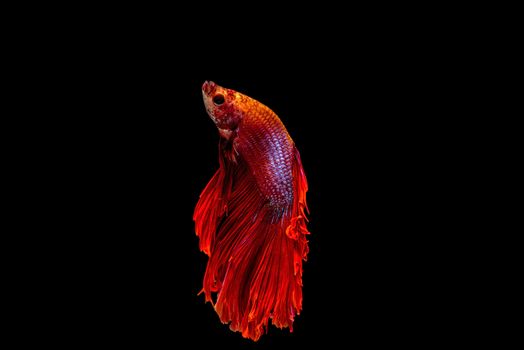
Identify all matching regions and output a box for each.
[194,146,309,341]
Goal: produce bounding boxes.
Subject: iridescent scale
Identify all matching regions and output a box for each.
[236,98,294,210]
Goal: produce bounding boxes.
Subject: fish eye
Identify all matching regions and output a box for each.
[213,94,225,106]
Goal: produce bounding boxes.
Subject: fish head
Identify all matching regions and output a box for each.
[202,81,245,132]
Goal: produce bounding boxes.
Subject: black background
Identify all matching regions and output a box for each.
[47,43,451,346]
[16,5,475,345]
[70,73,440,347]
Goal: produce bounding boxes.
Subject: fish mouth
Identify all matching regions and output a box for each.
[202,81,217,96]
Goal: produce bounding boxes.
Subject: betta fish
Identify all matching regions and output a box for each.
[194,81,310,341]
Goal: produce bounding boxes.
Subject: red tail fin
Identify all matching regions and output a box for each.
[194,146,309,341]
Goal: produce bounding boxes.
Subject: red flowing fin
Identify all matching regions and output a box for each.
[286,147,310,275]
[198,146,310,341]
[193,139,235,256]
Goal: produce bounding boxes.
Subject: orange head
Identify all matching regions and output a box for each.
[202,81,246,132]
